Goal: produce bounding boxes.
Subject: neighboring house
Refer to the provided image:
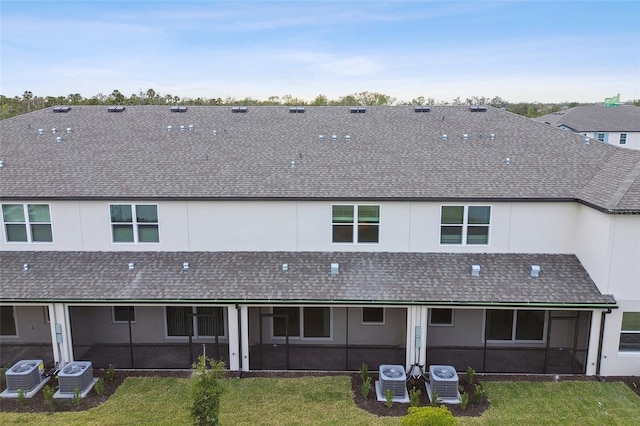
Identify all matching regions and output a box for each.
[1,105,639,377]
[535,105,640,150]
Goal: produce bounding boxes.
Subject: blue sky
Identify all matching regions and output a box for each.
[1,0,639,103]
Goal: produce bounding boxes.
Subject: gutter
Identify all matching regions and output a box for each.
[596,308,613,380]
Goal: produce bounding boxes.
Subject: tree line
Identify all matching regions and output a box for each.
[2,89,638,120]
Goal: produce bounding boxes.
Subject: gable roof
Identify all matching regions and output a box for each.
[535,105,640,132]
[0,251,616,307]
[1,105,639,213]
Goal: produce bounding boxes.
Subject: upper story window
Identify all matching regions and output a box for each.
[619,133,627,145]
[332,205,379,243]
[619,312,640,352]
[110,204,159,243]
[595,132,607,142]
[440,205,490,245]
[2,204,52,243]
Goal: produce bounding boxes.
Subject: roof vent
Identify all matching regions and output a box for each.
[167,125,173,132]
[179,125,185,132]
[56,136,63,143]
[583,137,590,145]
[23,262,30,271]
[108,106,125,113]
[490,133,495,140]
[505,157,511,165]
[289,107,305,113]
[38,129,44,135]
[414,106,430,113]
[469,105,487,112]
[471,264,481,277]
[0,160,4,168]
[290,160,296,169]
[53,106,71,113]
[345,135,351,142]
[442,134,448,140]
[52,127,57,134]
[212,129,217,136]
[128,262,136,271]
[183,262,190,270]
[349,107,366,114]
[188,124,194,131]
[462,134,468,141]
[330,262,340,276]
[171,106,187,113]
[66,127,72,134]
[530,265,540,277]
[331,134,337,141]
[231,106,248,113]
[282,263,289,272]
[318,134,325,142]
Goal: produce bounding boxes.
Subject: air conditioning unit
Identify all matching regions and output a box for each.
[429,365,459,400]
[57,361,94,394]
[4,360,44,393]
[379,364,407,398]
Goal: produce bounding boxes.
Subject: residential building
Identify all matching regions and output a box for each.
[535,105,640,150]
[1,105,638,376]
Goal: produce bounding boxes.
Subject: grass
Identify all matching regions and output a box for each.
[1,376,638,425]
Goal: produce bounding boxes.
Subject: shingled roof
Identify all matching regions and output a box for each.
[0,251,615,307]
[536,105,640,132]
[1,105,639,213]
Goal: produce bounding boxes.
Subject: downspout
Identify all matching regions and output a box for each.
[595,308,612,380]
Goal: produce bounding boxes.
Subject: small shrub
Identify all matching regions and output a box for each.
[360,376,372,399]
[359,362,369,382]
[94,378,105,396]
[402,406,458,426]
[430,389,439,406]
[17,388,27,406]
[466,366,475,386]
[105,364,115,381]
[473,384,486,404]
[43,385,55,411]
[385,388,394,408]
[409,386,421,407]
[460,392,469,410]
[190,355,226,426]
[71,387,81,406]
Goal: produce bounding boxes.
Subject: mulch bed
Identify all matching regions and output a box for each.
[1,369,638,417]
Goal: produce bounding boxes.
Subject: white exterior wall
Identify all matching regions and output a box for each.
[1,200,580,254]
[583,131,640,151]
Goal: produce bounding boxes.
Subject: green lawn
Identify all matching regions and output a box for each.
[1,376,638,425]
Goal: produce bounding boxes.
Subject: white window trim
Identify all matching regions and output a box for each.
[112,306,136,324]
[361,307,385,325]
[2,203,53,244]
[619,133,627,145]
[429,308,454,327]
[109,203,160,244]
[163,306,226,340]
[331,204,380,245]
[439,204,491,246]
[482,309,548,344]
[271,307,333,340]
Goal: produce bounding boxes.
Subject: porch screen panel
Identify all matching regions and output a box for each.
[197,307,224,336]
[303,307,330,338]
[0,306,17,336]
[167,306,191,336]
[486,310,513,340]
[515,310,545,340]
[273,307,300,337]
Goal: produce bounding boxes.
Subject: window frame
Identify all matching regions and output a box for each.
[113,306,136,323]
[109,203,160,244]
[619,133,627,145]
[440,205,491,245]
[429,308,454,327]
[272,307,333,340]
[619,312,640,353]
[2,203,53,243]
[164,306,226,339]
[331,204,380,244]
[0,306,18,337]
[362,307,385,325]
[483,309,548,343]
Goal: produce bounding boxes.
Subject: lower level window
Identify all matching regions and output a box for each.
[485,309,546,342]
[166,306,225,337]
[0,306,17,336]
[619,312,640,352]
[273,307,331,338]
